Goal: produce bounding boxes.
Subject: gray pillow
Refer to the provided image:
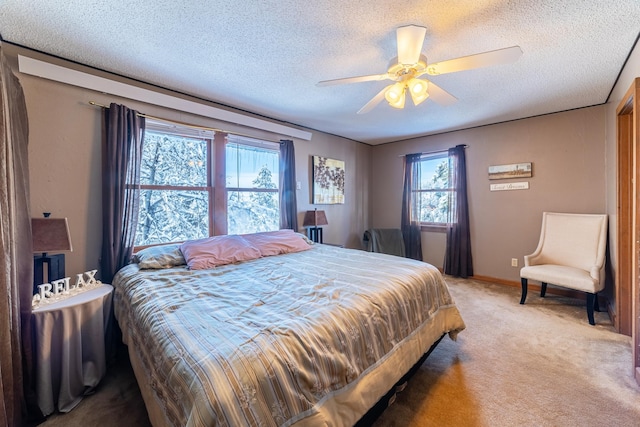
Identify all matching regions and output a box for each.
[133,244,186,269]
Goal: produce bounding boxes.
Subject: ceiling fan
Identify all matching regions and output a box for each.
[317,25,523,114]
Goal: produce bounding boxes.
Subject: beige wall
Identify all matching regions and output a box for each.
[294,133,371,248]
[6,45,371,282]
[371,106,607,282]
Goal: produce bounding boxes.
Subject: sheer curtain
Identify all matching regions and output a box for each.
[279,139,298,230]
[0,47,41,426]
[444,144,473,277]
[101,103,145,283]
[401,153,423,260]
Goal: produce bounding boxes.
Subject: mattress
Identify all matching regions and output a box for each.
[113,243,465,426]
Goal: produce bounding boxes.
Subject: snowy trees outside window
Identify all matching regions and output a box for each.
[414,154,454,224]
[226,139,280,234]
[134,125,280,247]
[135,130,210,246]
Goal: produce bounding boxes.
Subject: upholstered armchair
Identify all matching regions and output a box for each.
[519,212,608,325]
[363,228,406,257]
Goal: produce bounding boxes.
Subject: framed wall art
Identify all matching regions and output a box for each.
[488,162,532,180]
[312,156,345,204]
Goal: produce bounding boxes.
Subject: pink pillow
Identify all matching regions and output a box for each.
[180,235,262,270]
[242,229,311,257]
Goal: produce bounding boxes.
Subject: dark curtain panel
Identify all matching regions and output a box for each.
[101,103,145,283]
[444,144,473,278]
[279,140,298,230]
[0,47,41,426]
[401,153,423,260]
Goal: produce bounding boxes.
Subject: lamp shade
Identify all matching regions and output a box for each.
[385,82,406,109]
[32,218,73,253]
[408,78,429,106]
[303,210,328,227]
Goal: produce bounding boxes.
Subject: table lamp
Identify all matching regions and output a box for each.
[302,209,328,243]
[32,214,73,294]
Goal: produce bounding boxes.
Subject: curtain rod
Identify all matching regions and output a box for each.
[398,145,468,157]
[88,101,284,144]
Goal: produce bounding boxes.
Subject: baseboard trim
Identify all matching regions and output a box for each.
[606,300,617,332]
[468,274,609,309]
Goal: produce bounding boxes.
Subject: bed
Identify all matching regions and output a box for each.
[113,230,465,426]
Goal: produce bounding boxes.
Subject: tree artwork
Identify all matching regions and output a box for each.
[312,156,345,204]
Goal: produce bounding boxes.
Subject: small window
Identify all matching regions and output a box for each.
[226,135,280,235]
[414,154,454,225]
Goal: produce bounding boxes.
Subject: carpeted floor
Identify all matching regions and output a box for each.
[37,277,640,426]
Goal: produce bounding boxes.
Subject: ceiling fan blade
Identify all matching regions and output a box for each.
[317,73,389,86]
[426,80,457,106]
[425,46,523,75]
[397,25,427,65]
[357,86,390,114]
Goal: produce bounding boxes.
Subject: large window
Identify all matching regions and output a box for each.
[226,135,280,235]
[134,122,280,247]
[135,123,213,246]
[414,153,454,225]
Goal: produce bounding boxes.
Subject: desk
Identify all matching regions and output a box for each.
[32,284,113,416]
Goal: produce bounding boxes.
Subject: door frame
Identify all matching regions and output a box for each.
[616,78,640,384]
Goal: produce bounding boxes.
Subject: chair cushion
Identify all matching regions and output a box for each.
[535,214,606,271]
[520,264,603,293]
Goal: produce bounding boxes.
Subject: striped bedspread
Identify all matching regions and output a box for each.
[113,244,465,426]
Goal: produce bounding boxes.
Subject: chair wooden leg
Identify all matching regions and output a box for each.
[520,278,528,304]
[586,293,596,325]
[540,282,547,298]
[594,292,600,312]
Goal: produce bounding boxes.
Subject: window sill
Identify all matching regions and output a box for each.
[420,224,447,233]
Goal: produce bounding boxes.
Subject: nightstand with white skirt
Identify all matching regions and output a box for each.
[32,283,113,416]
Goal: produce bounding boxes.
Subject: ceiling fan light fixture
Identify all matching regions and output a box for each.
[385,82,406,109]
[389,92,406,109]
[318,25,522,114]
[408,78,429,106]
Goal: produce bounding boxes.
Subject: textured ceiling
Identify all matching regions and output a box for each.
[1,1,639,145]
